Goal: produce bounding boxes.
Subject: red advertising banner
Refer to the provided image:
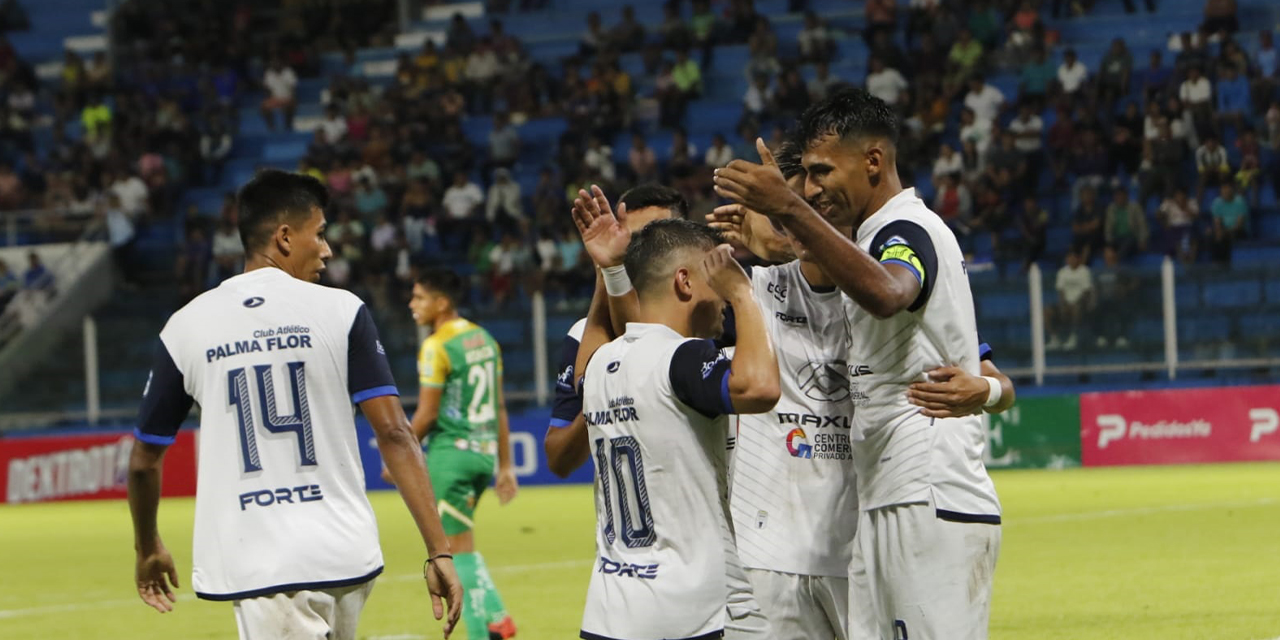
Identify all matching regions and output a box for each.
[1,430,198,504]
[1080,385,1280,466]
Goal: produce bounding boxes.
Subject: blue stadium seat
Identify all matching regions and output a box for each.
[1201,280,1262,309]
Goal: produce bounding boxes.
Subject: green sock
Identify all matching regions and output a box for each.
[471,552,509,623]
[453,552,490,640]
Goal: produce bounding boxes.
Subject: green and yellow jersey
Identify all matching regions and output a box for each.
[418,317,503,458]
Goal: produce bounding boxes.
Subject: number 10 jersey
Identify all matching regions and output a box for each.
[579,323,739,640]
[136,267,399,600]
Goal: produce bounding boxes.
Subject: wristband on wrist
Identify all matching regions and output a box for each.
[601,264,632,296]
[424,554,453,573]
[981,376,1003,408]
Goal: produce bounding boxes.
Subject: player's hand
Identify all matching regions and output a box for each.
[713,139,809,220]
[571,185,630,268]
[425,556,464,638]
[495,466,518,505]
[703,243,751,302]
[707,203,796,263]
[907,366,987,418]
[381,465,395,486]
[135,541,180,613]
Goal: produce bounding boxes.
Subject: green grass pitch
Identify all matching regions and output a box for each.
[2,463,1279,639]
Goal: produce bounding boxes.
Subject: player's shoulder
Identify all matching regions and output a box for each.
[566,317,588,342]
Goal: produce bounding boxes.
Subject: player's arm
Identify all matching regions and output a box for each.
[410,385,444,442]
[128,339,194,613]
[713,139,921,318]
[409,335,449,442]
[696,245,780,414]
[349,306,463,635]
[572,185,637,336]
[707,203,797,263]
[544,331,591,477]
[574,272,612,388]
[908,342,1017,418]
[494,361,518,504]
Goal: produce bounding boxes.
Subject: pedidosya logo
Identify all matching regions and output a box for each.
[786,428,813,459]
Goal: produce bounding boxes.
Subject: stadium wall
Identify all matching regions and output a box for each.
[4,384,1279,504]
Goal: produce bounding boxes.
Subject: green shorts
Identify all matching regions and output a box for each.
[425,447,495,536]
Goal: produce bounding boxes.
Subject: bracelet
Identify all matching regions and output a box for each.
[423,554,453,572]
[601,264,632,296]
[981,376,1003,408]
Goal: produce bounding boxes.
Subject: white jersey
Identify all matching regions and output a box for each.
[730,261,858,577]
[580,323,740,640]
[136,268,398,600]
[843,188,1000,519]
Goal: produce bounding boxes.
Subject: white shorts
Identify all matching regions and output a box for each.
[725,549,774,640]
[745,569,848,640]
[233,579,376,640]
[848,503,1000,640]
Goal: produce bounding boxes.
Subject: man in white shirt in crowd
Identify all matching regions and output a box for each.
[111,169,151,218]
[1047,249,1094,351]
[260,58,298,131]
[441,172,485,241]
[320,105,349,146]
[963,75,1005,126]
[866,57,909,107]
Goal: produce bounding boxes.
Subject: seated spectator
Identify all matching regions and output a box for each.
[1019,47,1057,108]
[488,230,531,309]
[110,170,149,218]
[774,67,810,118]
[441,171,484,241]
[745,17,781,80]
[1071,185,1105,263]
[629,134,658,183]
[1195,135,1231,199]
[959,107,994,155]
[933,173,972,236]
[486,167,525,230]
[705,133,734,168]
[1104,189,1149,259]
[327,208,366,263]
[23,251,53,292]
[1136,50,1173,103]
[487,111,521,176]
[1017,197,1050,268]
[580,11,606,57]
[1157,187,1200,263]
[1008,102,1044,184]
[199,119,233,186]
[1046,250,1093,351]
[1236,128,1263,205]
[1210,181,1250,237]
[986,130,1027,195]
[660,2,692,50]
[1092,246,1137,348]
[963,75,1005,128]
[1214,64,1250,131]
[609,5,646,52]
[1069,131,1110,211]
[664,50,703,126]
[1254,31,1277,113]
[319,105,348,145]
[260,58,297,131]
[807,60,840,101]
[946,29,984,89]
[743,73,774,119]
[353,178,388,218]
[798,11,833,63]
[1045,104,1074,185]
[866,57,909,107]
[690,0,718,53]
[932,143,964,183]
[102,194,137,287]
[1057,48,1089,100]
[1098,38,1133,108]
[211,216,244,284]
[583,136,616,183]
[1179,65,1213,132]
[1201,0,1238,34]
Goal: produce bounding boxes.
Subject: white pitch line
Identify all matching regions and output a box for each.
[0,559,592,620]
[1007,497,1277,525]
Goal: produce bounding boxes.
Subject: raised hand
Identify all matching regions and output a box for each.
[425,556,465,638]
[702,243,752,302]
[707,203,796,263]
[135,542,180,613]
[712,138,808,220]
[571,185,630,268]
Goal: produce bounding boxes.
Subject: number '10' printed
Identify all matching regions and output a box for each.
[229,362,316,473]
[594,435,655,548]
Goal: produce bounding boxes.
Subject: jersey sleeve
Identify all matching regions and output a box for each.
[978,333,994,361]
[417,334,449,388]
[135,339,194,446]
[668,339,734,418]
[348,304,399,403]
[870,220,939,312]
[549,332,582,428]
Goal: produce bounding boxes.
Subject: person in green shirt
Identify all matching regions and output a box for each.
[1104,189,1149,259]
[387,268,518,640]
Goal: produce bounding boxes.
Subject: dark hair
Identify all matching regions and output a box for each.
[624,218,723,295]
[236,169,330,253]
[618,183,689,218]
[774,139,804,179]
[796,87,899,149]
[416,267,465,306]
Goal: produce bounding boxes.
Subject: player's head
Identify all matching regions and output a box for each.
[796,88,900,227]
[410,268,464,327]
[624,218,728,339]
[237,169,332,282]
[617,183,687,232]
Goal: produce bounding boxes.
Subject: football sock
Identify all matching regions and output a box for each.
[473,552,509,622]
[454,552,490,640]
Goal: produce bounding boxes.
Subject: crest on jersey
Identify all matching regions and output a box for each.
[243,296,265,308]
[606,361,621,373]
[785,428,813,459]
[796,360,851,402]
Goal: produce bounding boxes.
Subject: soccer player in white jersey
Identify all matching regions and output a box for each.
[715,89,1006,639]
[127,170,463,639]
[573,217,781,640]
[544,184,688,478]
